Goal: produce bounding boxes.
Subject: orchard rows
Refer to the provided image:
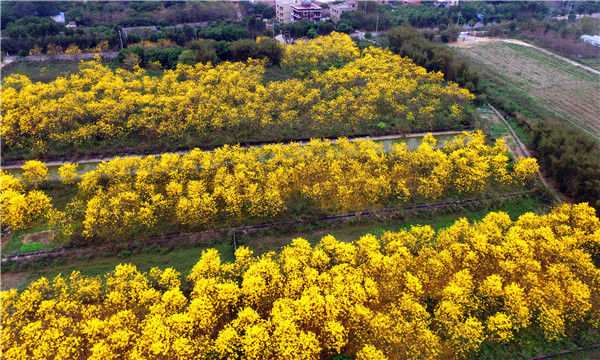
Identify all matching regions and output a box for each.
[2,132,538,242]
[2,204,599,359]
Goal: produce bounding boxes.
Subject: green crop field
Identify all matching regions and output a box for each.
[454,42,600,141]
[1,59,114,83]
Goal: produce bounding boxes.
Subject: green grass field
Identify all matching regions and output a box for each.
[2,59,117,83]
[454,42,600,142]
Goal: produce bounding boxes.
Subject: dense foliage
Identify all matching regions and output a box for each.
[0,132,538,242]
[507,17,600,61]
[531,122,600,211]
[281,32,359,68]
[2,35,474,159]
[279,19,338,38]
[117,43,184,69]
[1,1,236,29]
[2,203,598,359]
[387,26,480,92]
[2,15,119,56]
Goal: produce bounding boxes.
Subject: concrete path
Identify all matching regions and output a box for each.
[0,130,464,170]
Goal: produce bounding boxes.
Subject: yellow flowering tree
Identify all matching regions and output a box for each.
[2,204,599,359]
[0,171,53,230]
[2,38,473,159]
[282,31,360,68]
[58,163,79,184]
[20,160,48,188]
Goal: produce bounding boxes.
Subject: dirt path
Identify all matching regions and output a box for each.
[0,130,465,170]
[0,272,29,291]
[1,52,119,69]
[485,103,554,191]
[452,36,600,76]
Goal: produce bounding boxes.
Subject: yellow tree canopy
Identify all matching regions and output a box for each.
[3,203,599,359]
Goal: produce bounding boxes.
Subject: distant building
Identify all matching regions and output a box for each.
[581,34,600,47]
[435,0,459,7]
[66,21,77,28]
[291,1,322,22]
[51,12,65,23]
[276,0,299,23]
[251,0,276,5]
[329,1,357,21]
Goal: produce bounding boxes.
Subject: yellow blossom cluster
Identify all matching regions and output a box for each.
[28,41,111,56]
[127,39,178,49]
[0,170,52,230]
[2,42,473,158]
[38,131,536,241]
[2,203,599,359]
[281,31,360,67]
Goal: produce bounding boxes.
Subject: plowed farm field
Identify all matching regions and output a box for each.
[453,41,600,141]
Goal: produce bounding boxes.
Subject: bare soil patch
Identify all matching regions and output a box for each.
[1,272,29,291]
[23,230,55,245]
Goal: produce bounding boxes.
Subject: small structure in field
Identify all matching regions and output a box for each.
[581,34,600,47]
[50,12,65,23]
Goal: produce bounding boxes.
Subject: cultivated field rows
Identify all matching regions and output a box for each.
[454,42,600,138]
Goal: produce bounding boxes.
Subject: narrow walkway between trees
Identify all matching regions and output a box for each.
[0,130,465,170]
[486,103,554,191]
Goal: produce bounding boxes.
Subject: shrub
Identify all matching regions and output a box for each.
[177,49,196,65]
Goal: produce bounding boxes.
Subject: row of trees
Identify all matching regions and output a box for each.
[2,35,475,160]
[182,37,283,67]
[387,26,480,92]
[1,132,538,243]
[1,1,237,29]
[494,17,600,60]
[531,122,600,211]
[2,16,120,56]
[2,203,598,359]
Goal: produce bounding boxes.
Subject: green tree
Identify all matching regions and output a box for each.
[187,39,219,63]
[336,21,353,34]
[178,50,197,65]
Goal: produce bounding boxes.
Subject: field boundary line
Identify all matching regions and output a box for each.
[501,38,600,76]
[486,103,555,192]
[1,191,530,265]
[525,343,600,360]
